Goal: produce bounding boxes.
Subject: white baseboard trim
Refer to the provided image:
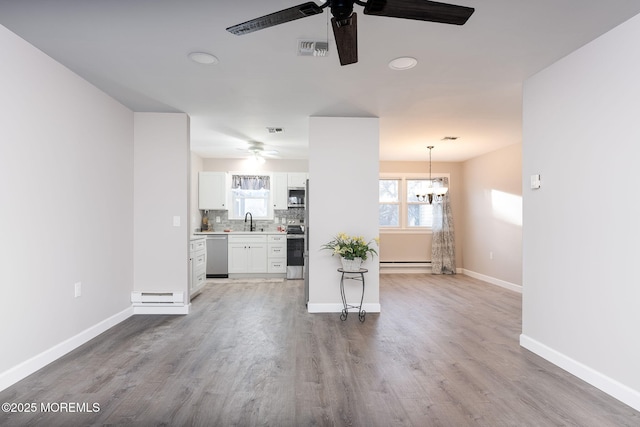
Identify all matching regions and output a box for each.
[0,306,134,392]
[462,269,522,293]
[307,303,381,314]
[132,305,190,315]
[520,334,640,412]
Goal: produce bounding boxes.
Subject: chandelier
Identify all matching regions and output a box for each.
[416,145,448,204]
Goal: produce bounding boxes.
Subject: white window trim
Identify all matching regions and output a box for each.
[379,172,450,233]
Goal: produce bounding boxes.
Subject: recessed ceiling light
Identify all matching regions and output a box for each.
[388,57,417,71]
[188,52,219,65]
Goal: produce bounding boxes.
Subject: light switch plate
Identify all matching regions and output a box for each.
[530,174,541,189]
[173,216,181,227]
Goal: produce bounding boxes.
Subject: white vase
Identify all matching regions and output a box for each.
[341,257,363,271]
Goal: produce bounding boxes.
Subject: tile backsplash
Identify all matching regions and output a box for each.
[199,208,304,232]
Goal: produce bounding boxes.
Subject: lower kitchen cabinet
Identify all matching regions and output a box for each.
[268,234,287,273]
[228,234,268,274]
[190,237,207,299]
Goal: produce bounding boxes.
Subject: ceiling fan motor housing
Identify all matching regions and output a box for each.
[330,0,355,24]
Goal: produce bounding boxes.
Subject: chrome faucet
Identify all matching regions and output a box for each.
[244,212,254,232]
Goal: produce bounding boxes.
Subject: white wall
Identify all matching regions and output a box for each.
[521,14,640,410]
[202,158,308,173]
[191,152,204,233]
[462,144,522,290]
[133,113,190,302]
[0,24,134,386]
[308,117,380,312]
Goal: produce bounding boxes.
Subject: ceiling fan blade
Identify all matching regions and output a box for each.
[331,13,358,66]
[363,0,474,25]
[226,2,324,35]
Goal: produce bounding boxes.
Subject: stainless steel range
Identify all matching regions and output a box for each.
[286,225,304,279]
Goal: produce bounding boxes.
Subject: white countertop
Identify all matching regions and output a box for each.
[193,231,287,236]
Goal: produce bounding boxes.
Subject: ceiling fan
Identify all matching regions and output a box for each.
[226,0,475,66]
[239,142,279,162]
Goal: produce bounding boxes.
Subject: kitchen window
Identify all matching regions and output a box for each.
[379,174,449,230]
[230,174,272,219]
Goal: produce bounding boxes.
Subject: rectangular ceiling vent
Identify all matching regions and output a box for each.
[267,127,284,134]
[298,40,329,57]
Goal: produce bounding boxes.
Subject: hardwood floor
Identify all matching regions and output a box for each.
[1,274,638,426]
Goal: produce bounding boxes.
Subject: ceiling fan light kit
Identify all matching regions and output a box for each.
[226,0,474,66]
[240,142,280,163]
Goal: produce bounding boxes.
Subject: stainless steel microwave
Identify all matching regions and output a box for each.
[287,188,305,208]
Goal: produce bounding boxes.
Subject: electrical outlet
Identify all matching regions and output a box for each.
[216,216,221,223]
[173,216,181,227]
[489,251,494,260]
[74,282,82,298]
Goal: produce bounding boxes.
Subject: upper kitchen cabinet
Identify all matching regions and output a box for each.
[272,172,288,210]
[199,172,228,210]
[287,172,308,188]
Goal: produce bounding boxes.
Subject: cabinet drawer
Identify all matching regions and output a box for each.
[228,234,268,243]
[268,234,287,243]
[194,271,206,287]
[194,252,206,269]
[268,244,286,258]
[190,238,206,252]
[192,238,206,252]
[268,259,287,273]
[194,263,206,276]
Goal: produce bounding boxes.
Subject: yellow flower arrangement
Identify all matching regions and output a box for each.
[321,232,378,261]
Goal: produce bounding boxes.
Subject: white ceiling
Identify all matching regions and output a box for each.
[1,1,639,161]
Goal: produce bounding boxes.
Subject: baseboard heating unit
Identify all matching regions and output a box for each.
[131,291,188,315]
[380,261,431,273]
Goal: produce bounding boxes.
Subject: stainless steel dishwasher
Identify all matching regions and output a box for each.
[206,235,228,278]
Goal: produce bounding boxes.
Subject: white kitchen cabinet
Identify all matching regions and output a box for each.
[228,234,268,274]
[272,172,288,210]
[190,237,207,299]
[268,234,287,273]
[199,172,228,210]
[287,172,308,188]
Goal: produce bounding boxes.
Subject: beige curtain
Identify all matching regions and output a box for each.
[431,178,456,274]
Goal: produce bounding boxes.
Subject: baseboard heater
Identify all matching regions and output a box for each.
[131,291,185,306]
[380,261,431,267]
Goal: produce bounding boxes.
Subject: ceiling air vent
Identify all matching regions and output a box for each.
[297,40,329,57]
[267,127,284,134]
[441,136,459,141]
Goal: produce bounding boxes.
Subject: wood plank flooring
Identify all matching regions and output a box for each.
[1,274,639,426]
